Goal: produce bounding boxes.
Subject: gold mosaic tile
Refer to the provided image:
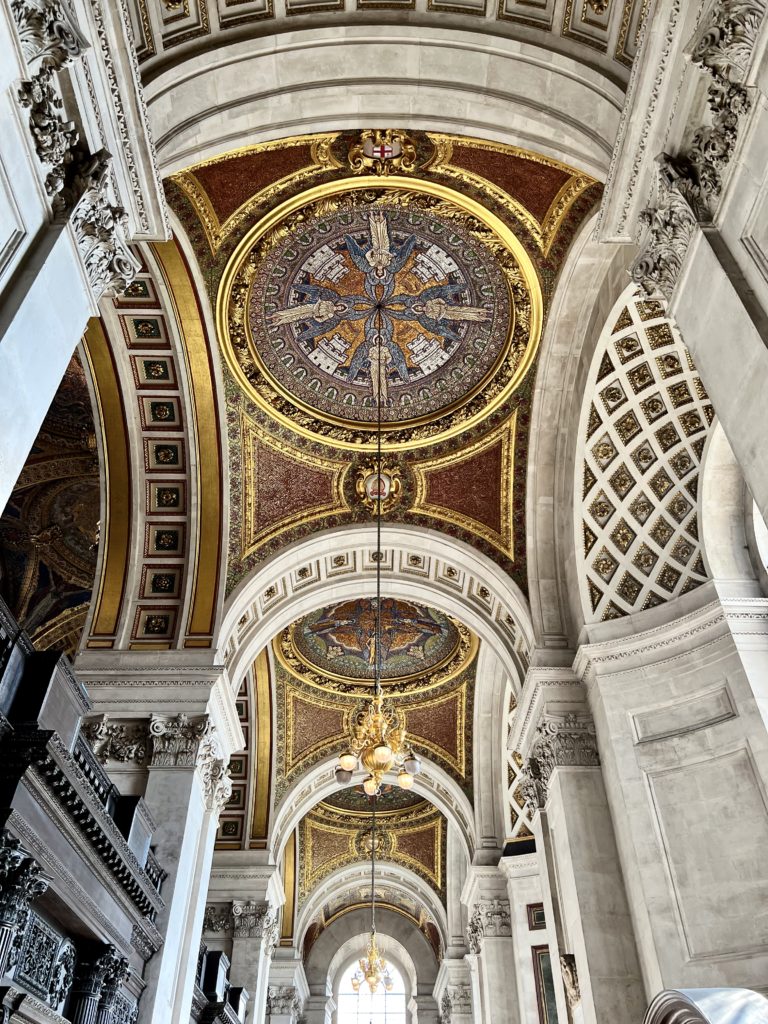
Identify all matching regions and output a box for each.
[632,542,658,577]
[628,491,654,525]
[684,475,699,500]
[614,333,643,364]
[645,321,674,347]
[655,422,681,452]
[588,490,616,527]
[685,347,696,371]
[592,546,619,582]
[693,376,708,400]
[587,578,603,612]
[597,350,616,382]
[614,410,642,444]
[600,381,628,414]
[609,463,636,499]
[610,518,636,554]
[640,393,667,423]
[636,300,665,321]
[649,516,674,548]
[630,441,657,474]
[656,563,682,592]
[591,433,618,470]
[616,571,643,605]
[583,463,597,497]
[656,352,683,378]
[649,468,674,499]
[669,449,695,478]
[584,523,597,555]
[642,591,665,610]
[679,410,704,436]
[666,492,692,523]
[691,437,706,460]
[667,381,693,408]
[671,536,695,565]
[587,403,602,439]
[611,307,633,333]
[627,361,655,394]
[602,601,626,621]
[704,403,715,424]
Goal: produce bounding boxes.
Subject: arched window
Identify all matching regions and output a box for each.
[336,961,407,1023]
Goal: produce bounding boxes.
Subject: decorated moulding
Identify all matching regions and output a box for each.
[630,0,767,299]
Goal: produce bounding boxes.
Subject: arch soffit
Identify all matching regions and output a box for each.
[145,29,624,178]
[296,860,448,951]
[270,754,475,867]
[327,937,416,1000]
[220,524,533,694]
[525,226,636,646]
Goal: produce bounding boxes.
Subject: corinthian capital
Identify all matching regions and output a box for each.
[149,713,210,768]
[232,900,272,939]
[10,0,89,71]
[0,830,48,930]
[520,712,599,811]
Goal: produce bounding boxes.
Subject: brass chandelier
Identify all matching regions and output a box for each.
[350,798,394,995]
[334,326,421,796]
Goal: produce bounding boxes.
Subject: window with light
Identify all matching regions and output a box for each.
[336,961,407,1023]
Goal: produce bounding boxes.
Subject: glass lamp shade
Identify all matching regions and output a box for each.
[404,754,422,775]
[338,751,358,772]
[397,770,414,789]
[373,743,393,766]
[335,765,353,784]
[384,976,394,992]
[363,775,379,796]
[351,976,361,993]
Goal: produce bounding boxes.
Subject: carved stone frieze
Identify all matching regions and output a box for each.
[83,715,149,764]
[197,730,232,813]
[69,153,141,296]
[202,904,232,934]
[49,940,76,1011]
[559,953,581,1009]
[520,713,600,811]
[10,0,89,70]
[18,69,79,204]
[149,713,210,768]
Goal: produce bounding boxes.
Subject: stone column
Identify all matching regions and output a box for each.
[461,867,519,1024]
[0,830,48,977]
[511,671,645,1024]
[434,959,474,1024]
[137,713,232,1024]
[303,992,334,1024]
[69,945,128,1024]
[266,956,308,1024]
[230,898,279,1021]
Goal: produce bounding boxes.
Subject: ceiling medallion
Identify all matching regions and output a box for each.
[355,462,402,515]
[217,176,542,451]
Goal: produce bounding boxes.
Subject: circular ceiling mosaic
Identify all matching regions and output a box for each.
[277,597,475,696]
[250,205,510,425]
[219,181,542,449]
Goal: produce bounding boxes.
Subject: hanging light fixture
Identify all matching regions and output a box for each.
[350,797,394,995]
[335,311,421,795]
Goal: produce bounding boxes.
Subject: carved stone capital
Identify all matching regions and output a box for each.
[690,0,766,85]
[69,153,141,297]
[267,984,301,1017]
[197,730,232,813]
[232,900,272,940]
[0,831,48,973]
[520,712,600,812]
[630,157,700,300]
[466,897,511,952]
[10,0,89,71]
[148,713,210,768]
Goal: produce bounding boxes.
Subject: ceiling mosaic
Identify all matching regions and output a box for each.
[166,130,602,594]
[577,292,714,623]
[280,598,472,696]
[0,354,99,657]
[298,796,446,903]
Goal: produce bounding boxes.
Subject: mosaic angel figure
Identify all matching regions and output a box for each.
[345,317,410,402]
[267,283,367,342]
[388,283,490,342]
[345,211,416,289]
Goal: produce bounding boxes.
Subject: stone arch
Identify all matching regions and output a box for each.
[270,754,475,866]
[145,29,623,178]
[525,218,635,646]
[296,861,448,953]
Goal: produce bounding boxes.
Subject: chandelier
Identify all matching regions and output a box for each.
[351,798,394,995]
[334,338,421,796]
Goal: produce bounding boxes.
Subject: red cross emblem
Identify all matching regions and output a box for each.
[371,142,394,160]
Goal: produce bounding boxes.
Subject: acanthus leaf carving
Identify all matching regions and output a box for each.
[148,713,210,768]
[267,985,301,1016]
[560,952,581,1009]
[10,0,89,71]
[231,900,272,940]
[520,712,600,812]
[83,715,149,764]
